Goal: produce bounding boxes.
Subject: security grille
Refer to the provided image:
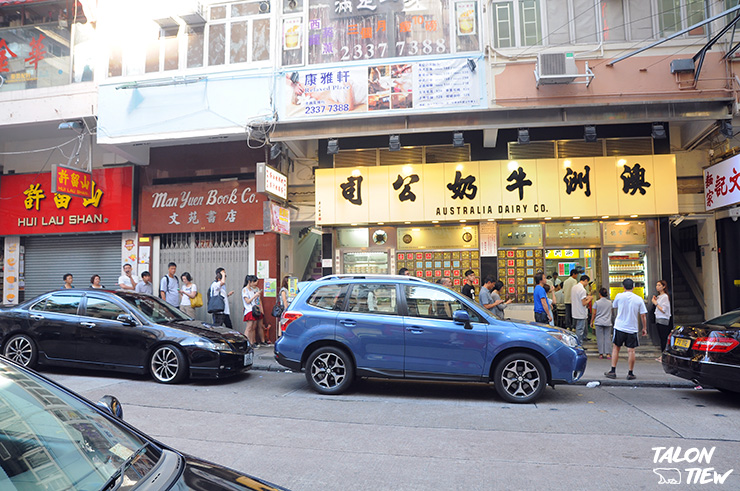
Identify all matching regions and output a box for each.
[508,137,654,159]
[159,231,250,329]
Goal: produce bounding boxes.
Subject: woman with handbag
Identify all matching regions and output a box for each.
[242,275,262,345]
[179,272,198,318]
[209,268,234,328]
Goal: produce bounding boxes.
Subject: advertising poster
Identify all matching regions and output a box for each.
[283,17,302,51]
[264,278,277,298]
[3,237,20,306]
[455,1,477,36]
[121,233,138,271]
[257,260,270,279]
[281,58,482,120]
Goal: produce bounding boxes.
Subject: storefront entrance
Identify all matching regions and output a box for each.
[158,232,251,329]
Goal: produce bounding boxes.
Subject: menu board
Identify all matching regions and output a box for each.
[396,249,479,293]
[497,249,544,304]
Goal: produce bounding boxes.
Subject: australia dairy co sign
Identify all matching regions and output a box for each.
[0,167,134,235]
[139,180,265,234]
[315,156,678,225]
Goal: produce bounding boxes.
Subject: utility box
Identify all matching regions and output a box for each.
[670,59,695,74]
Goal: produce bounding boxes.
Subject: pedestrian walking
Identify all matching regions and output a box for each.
[135,271,154,295]
[209,268,234,328]
[179,272,198,318]
[605,278,648,380]
[461,269,476,301]
[90,275,104,289]
[62,273,74,289]
[159,262,179,308]
[533,273,553,325]
[652,279,672,356]
[561,269,579,330]
[242,275,262,345]
[543,284,554,326]
[571,275,593,346]
[118,263,139,291]
[592,288,613,359]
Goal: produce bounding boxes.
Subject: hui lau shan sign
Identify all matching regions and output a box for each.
[315,157,678,225]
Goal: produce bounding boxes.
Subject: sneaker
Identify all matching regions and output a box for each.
[626,373,636,380]
[604,371,616,379]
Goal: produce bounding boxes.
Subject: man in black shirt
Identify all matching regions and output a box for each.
[461,269,476,301]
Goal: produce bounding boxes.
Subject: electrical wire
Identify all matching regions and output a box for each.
[0,136,81,155]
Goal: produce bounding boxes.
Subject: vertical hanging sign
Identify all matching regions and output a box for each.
[3,237,21,305]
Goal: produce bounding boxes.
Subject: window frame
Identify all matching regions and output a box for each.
[490,0,544,49]
[83,295,129,322]
[35,293,83,316]
[346,283,399,316]
[403,284,484,323]
[305,283,350,311]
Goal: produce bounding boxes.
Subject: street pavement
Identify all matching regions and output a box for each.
[252,342,695,389]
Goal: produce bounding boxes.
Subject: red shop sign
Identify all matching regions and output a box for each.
[0,166,134,236]
[139,180,265,234]
[51,164,93,199]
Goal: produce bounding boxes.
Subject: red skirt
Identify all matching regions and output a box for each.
[243,312,256,321]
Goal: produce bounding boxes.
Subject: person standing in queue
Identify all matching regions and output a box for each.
[135,271,154,295]
[179,272,198,318]
[533,273,553,325]
[62,273,74,289]
[461,269,476,301]
[398,267,410,276]
[561,268,579,331]
[652,279,672,358]
[118,263,139,291]
[160,262,179,308]
[242,275,261,345]
[605,278,648,381]
[209,268,234,328]
[90,275,104,289]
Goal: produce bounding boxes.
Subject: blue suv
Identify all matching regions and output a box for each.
[274,275,586,403]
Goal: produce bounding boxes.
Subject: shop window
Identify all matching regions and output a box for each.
[659,0,707,37]
[85,297,127,321]
[306,284,349,311]
[347,283,398,314]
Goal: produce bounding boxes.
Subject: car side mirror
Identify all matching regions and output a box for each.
[96,395,124,419]
[453,310,472,329]
[116,314,136,326]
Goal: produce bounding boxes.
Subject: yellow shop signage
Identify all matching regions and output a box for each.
[315,156,678,225]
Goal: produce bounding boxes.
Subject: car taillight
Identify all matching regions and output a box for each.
[693,336,739,353]
[280,311,302,332]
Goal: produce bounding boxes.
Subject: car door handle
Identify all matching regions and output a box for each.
[406,327,424,334]
[30,314,44,321]
[339,319,356,327]
[80,322,96,328]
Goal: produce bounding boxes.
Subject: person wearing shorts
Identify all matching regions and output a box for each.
[605,278,647,381]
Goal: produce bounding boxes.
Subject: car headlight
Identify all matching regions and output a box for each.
[547,331,579,348]
[193,338,231,351]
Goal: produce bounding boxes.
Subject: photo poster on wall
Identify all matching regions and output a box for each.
[257,260,270,280]
[264,278,277,298]
[559,262,578,277]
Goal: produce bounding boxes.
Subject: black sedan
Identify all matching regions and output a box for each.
[662,309,740,394]
[0,356,288,490]
[0,289,252,384]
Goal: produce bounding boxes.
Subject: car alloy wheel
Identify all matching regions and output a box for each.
[305,346,354,395]
[150,345,188,384]
[3,334,38,368]
[494,353,546,404]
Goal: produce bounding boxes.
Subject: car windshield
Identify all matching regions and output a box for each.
[0,362,161,490]
[121,294,191,324]
[706,311,740,328]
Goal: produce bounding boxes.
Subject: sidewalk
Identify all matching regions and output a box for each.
[250,343,695,389]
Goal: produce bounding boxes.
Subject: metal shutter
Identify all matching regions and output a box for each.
[23,234,122,299]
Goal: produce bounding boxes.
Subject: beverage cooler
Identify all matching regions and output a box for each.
[605,249,648,300]
[341,251,390,274]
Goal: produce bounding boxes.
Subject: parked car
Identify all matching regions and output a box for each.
[0,290,253,384]
[0,356,288,490]
[274,275,587,403]
[662,309,740,394]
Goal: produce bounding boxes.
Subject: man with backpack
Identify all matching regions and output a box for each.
[160,262,179,307]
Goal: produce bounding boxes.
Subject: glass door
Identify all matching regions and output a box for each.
[606,249,648,300]
[342,251,390,274]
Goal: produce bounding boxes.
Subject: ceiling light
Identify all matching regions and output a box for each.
[584,125,597,143]
[327,139,339,155]
[467,58,476,72]
[389,135,401,151]
[651,123,666,139]
[453,131,464,147]
[517,128,530,145]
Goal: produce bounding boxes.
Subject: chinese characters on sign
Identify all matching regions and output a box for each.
[139,180,265,234]
[51,165,94,199]
[318,156,678,224]
[282,57,483,120]
[704,154,740,211]
[0,167,134,236]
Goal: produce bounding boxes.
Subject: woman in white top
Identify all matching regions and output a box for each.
[652,279,672,355]
[591,288,613,359]
[179,272,197,318]
[242,274,262,345]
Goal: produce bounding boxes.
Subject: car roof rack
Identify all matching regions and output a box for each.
[317,274,427,283]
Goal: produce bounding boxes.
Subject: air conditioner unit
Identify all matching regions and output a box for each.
[536,52,578,84]
[179,1,206,26]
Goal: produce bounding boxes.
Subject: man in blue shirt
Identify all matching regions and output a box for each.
[533,272,552,324]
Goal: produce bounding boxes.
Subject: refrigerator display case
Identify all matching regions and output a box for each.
[342,251,389,274]
[607,250,647,300]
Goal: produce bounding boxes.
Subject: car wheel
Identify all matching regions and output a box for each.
[493,353,546,404]
[305,346,354,395]
[150,345,188,384]
[3,334,38,368]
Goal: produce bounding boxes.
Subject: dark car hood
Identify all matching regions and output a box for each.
[158,319,244,342]
[177,455,289,491]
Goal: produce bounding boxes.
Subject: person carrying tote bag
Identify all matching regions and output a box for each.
[652,279,672,358]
